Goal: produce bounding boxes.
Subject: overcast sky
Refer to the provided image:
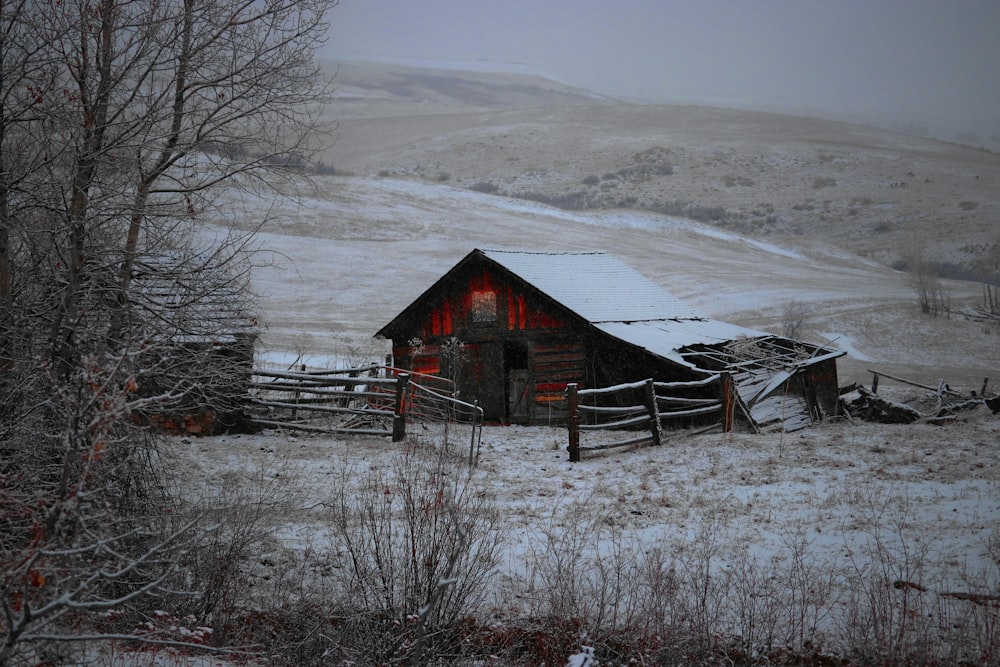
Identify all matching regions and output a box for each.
[323,0,1000,133]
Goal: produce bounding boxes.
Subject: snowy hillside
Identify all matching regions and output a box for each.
[229,173,995,390]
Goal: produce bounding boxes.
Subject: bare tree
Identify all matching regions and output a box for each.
[781,299,812,340]
[971,243,1000,322]
[904,246,949,317]
[0,0,338,660]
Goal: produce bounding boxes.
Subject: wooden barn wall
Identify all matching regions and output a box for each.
[389,264,588,423]
[589,339,705,388]
[527,340,586,423]
[408,266,568,342]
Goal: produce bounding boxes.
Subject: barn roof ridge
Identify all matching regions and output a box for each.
[477,248,607,256]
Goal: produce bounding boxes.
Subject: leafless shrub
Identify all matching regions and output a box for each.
[904,248,951,316]
[0,355,211,664]
[179,463,302,627]
[470,181,500,194]
[509,505,734,664]
[781,299,812,339]
[812,177,837,189]
[724,174,755,187]
[511,189,592,210]
[650,199,729,222]
[324,444,507,664]
[832,488,995,665]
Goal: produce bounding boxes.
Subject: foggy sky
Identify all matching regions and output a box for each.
[323,0,1000,134]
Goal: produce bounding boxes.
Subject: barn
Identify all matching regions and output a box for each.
[376,249,843,431]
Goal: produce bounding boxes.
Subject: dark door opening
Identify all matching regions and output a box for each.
[504,341,531,423]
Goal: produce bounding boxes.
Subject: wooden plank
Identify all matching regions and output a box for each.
[248,418,389,436]
[249,398,394,417]
[658,404,722,419]
[866,368,962,396]
[580,433,653,452]
[656,397,721,407]
[579,413,650,430]
[252,372,395,387]
[578,403,646,415]
[652,375,720,389]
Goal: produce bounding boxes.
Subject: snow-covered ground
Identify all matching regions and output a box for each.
[167,398,999,644]
[167,63,1000,661]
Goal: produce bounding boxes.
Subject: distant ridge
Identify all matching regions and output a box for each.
[323,57,615,110]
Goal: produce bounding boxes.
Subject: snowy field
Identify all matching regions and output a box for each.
[173,411,1000,597]
[176,168,1000,660]
[161,62,1000,661]
[162,394,999,661]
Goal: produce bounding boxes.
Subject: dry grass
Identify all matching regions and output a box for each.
[159,406,999,664]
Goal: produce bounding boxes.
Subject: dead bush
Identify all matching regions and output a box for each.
[781,299,812,339]
[832,489,996,665]
[324,443,507,664]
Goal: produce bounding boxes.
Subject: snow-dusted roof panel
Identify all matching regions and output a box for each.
[594,319,770,368]
[480,249,700,322]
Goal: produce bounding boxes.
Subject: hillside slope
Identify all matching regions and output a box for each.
[231,61,998,392]
[321,61,999,271]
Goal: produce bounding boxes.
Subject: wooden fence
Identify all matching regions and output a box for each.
[565,374,732,461]
[248,364,395,435]
[247,365,483,459]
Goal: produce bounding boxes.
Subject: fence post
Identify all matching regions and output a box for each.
[721,372,733,433]
[566,383,580,462]
[644,378,663,447]
[468,400,480,467]
[290,363,306,421]
[392,372,410,442]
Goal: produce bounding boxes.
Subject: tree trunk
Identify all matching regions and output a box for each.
[49,0,116,378]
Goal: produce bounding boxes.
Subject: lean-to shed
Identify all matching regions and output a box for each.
[377,249,843,431]
[130,253,258,434]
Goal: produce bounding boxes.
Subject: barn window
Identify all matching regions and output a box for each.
[470,290,497,323]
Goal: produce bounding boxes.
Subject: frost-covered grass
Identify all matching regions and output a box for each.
[161,102,1000,661]
[159,398,999,664]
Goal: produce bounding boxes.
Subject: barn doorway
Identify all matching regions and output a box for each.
[504,341,531,423]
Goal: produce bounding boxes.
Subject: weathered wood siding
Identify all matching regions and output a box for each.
[388,264,584,423]
[528,340,587,422]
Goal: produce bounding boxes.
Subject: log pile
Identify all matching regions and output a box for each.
[843,369,998,424]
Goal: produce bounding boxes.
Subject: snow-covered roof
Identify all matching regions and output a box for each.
[594,319,770,370]
[133,254,258,344]
[480,249,700,323]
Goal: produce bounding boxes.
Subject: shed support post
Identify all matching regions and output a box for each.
[982,377,990,397]
[721,372,733,433]
[392,372,410,442]
[566,383,580,462]
[871,372,880,394]
[644,378,663,446]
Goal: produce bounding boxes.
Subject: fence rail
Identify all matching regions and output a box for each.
[248,364,391,435]
[566,374,732,461]
[247,365,483,460]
